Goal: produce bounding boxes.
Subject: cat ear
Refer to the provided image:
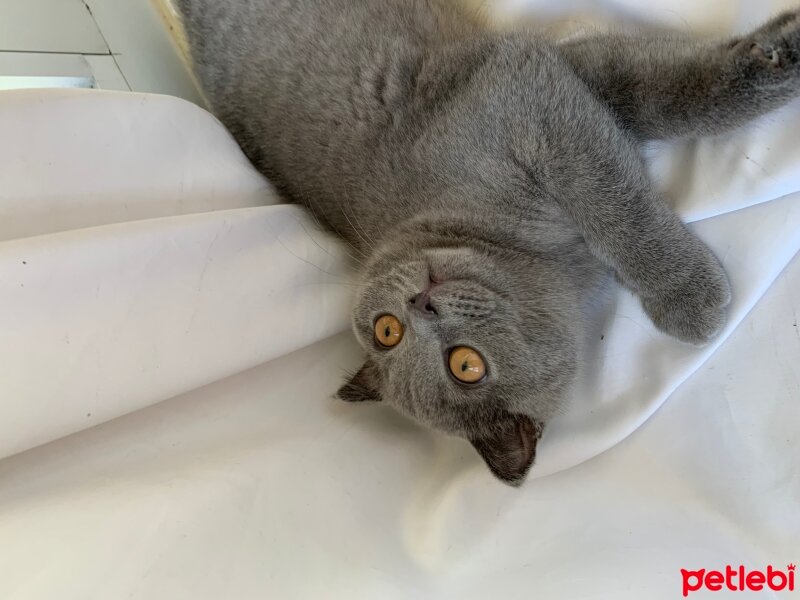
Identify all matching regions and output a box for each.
[470,415,544,486]
[336,360,383,403]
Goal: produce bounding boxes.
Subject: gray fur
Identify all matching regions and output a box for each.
[176,0,800,485]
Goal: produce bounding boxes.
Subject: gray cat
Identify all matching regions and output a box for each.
[176,0,800,485]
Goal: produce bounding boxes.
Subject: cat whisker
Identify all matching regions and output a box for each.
[301,191,371,265]
[288,215,369,270]
[350,209,379,251]
[273,235,354,281]
[292,281,361,290]
[342,205,377,253]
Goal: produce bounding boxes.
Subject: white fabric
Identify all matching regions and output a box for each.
[1,1,799,597]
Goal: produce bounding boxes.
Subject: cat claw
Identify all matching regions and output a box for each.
[751,44,781,67]
[745,9,800,70]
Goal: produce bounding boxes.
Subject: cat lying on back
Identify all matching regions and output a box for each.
[177,0,800,485]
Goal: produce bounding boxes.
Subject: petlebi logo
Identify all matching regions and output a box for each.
[681,564,795,596]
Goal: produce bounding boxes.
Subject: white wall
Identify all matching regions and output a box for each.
[0,0,203,104]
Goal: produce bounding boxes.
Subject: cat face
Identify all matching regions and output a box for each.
[338,240,578,485]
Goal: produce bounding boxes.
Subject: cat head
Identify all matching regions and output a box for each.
[337,221,581,486]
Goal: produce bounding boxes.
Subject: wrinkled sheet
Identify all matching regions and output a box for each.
[1,0,799,597]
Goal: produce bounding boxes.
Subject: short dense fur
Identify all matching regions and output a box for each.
[177,0,800,484]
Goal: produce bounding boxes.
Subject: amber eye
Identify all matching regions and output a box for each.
[448,346,486,383]
[374,314,404,348]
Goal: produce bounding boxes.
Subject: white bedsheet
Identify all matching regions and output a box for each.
[1,0,798,598]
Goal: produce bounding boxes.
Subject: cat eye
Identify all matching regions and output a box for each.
[374,314,404,348]
[448,346,486,384]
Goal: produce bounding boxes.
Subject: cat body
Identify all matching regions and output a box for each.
[180,1,582,247]
[178,0,800,484]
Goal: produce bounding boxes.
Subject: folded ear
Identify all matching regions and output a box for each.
[336,360,383,403]
[470,415,544,486]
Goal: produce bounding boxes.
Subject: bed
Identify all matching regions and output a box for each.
[0,0,798,598]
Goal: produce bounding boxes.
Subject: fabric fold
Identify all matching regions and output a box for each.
[0,205,354,459]
[2,1,799,597]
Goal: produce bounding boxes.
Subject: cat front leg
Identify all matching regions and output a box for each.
[559,9,800,139]
[515,94,731,344]
[565,184,732,346]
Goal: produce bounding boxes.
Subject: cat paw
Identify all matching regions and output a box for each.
[735,10,800,74]
[641,252,732,346]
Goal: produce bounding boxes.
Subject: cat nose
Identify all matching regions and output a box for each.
[409,290,438,317]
